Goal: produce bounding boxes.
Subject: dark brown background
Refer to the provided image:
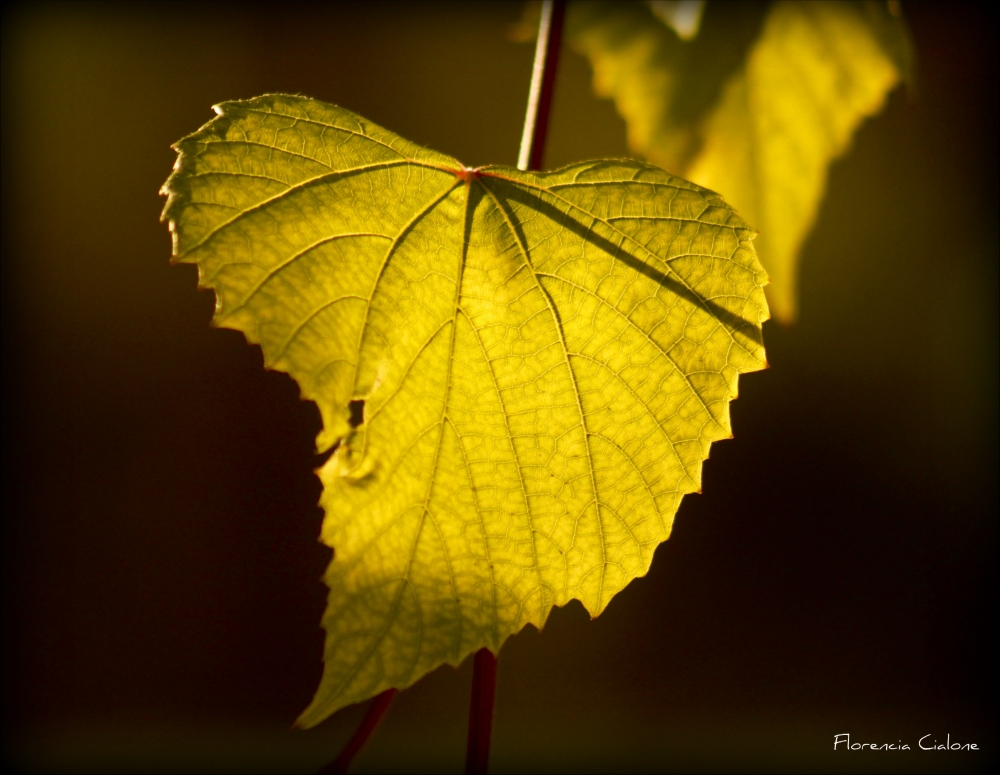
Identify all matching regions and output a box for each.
[2,2,996,772]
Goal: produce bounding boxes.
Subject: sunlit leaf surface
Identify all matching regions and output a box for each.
[568,0,911,321]
[161,94,768,725]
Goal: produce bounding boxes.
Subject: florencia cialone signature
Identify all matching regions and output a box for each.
[834,734,979,751]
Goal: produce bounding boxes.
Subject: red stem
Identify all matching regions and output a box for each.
[517,0,568,172]
[464,6,568,775]
[464,648,498,774]
[320,688,398,774]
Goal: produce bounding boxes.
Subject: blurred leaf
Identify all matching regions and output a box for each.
[568,0,911,321]
[161,94,768,725]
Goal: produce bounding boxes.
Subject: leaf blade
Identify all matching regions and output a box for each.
[161,95,768,726]
[685,1,910,322]
[567,0,911,321]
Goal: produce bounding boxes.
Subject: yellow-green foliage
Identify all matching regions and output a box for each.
[567,1,911,321]
[161,95,767,726]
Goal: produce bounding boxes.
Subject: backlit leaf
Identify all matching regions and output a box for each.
[567,0,911,321]
[161,94,768,726]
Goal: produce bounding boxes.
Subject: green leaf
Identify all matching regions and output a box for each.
[161,94,768,726]
[567,0,912,321]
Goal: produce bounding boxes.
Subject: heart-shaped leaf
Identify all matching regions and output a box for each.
[161,94,768,726]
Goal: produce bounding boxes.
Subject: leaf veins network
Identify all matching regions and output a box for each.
[161,94,768,726]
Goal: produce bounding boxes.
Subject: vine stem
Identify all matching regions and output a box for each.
[465,4,567,775]
[517,0,568,172]
[464,648,498,774]
[320,688,397,774]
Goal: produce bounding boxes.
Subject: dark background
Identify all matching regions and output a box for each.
[2,2,996,772]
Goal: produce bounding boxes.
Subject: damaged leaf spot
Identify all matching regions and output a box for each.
[348,399,365,429]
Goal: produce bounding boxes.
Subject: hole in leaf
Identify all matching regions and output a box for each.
[348,400,365,429]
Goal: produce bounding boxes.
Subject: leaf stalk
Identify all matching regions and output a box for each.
[464,648,498,775]
[320,688,397,774]
[466,4,567,774]
[517,0,568,172]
